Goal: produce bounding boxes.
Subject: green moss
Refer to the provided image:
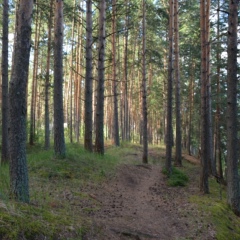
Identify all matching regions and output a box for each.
[0,143,125,239]
[162,167,189,186]
[190,179,240,240]
[0,202,83,239]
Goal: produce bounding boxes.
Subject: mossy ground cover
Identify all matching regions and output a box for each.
[180,157,240,239]
[0,143,130,240]
[190,178,240,240]
[1,143,240,239]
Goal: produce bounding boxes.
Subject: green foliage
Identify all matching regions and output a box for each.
[162,167,189,187]
[190,179,240,240]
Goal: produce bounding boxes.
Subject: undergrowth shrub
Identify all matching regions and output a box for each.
[162,167,189,186]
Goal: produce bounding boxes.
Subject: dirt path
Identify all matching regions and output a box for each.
[84,151,216,240]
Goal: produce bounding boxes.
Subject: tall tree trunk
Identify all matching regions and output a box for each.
[1,0,9,163]
[29,4,40,145]
[75,10,83,143]
[44,0,53,150]
[142,0,148,164]
[206,0,215,176]
[226,0,240,216]
[215,0,223,180]
[187,59,195,155]
[9,0,34,203]
[95,0,106,155]
[200,0,209,194]
[112,0,120,146]
[165,0,174,174]
[54,0,66,157]
[122,0,129,141]
[174,0,181,166]
[68,0,76,143]
[84,0,93,152]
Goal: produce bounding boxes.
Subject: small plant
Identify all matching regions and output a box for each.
[162,167,189,187]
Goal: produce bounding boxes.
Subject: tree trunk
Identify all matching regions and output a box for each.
[75,10,83,143]
[122,0,129,141]
[142,0,148,164]
[174,0,181,166]
[200,0,209,194]
[226,0,240,216]
[112,0,120,147]
[95,0,106,155]
[206,0,215,176]
[44,0,53,150]
[165,0,174,174]
[29,3,40,145]
[187,59,195,155]
[1,0,9,163]
[215,0,223,180]
[68,0,76,143]
[84,0,93,152]
[54,0,66,157]
[9,0,34,203]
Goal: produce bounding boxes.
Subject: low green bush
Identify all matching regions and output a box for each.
[162,167,189,186]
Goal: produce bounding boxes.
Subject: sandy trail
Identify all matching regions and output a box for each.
[83,151,215,240]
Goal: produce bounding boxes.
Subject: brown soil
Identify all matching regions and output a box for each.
[82,150,216,240]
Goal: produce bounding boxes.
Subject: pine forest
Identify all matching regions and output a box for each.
[0,0,239,239]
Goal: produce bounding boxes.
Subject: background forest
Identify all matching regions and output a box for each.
[0,0,240,239]
[9,0,233,162]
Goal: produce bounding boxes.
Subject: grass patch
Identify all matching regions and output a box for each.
[0,143,125,239]
[190,179,240,240]
[162,167,189,186]
[0,202,75,239]
[0,163,10,200]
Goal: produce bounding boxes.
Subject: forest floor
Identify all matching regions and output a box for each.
[81,146,215,240]
[1,143,240,240]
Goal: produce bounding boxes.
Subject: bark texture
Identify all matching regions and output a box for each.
[142,0,148,164]
[44,0,53,150]
[112,0,120,147]
[9,0,34,203]
[29,3,40,145]
[200,0,209,194]
[174,0,181,166]
[1,0,9,163]
[84,0,93,152]
[226,0,240,216]
[54,0,66,157]
[95,0,106,155]
[165,0,174,174]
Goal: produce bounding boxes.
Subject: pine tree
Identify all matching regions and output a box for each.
[226,0,240,216]
[54,0,66,157]
[9,0,34,203]
[1,0,9,163]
